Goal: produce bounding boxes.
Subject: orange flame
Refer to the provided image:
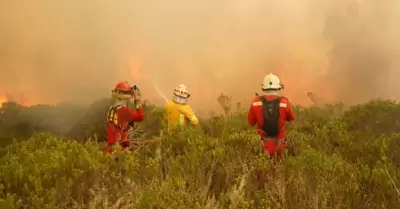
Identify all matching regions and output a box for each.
[0,93,34,107]
[129,56,148,80]
[0,96,7,107]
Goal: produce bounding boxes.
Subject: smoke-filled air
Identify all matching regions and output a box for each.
[3,1,400,208]
[1,0,400,111]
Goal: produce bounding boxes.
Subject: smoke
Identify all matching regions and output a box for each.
[320,0,400,104]
[1,0,399,111]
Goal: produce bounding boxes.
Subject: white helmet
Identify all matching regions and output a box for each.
[173,84,190,104]
[261,73,282,90]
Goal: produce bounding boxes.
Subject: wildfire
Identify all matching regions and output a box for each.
[127,55,167,105]
[0,93,35,107]
[129,56,147,80]
[0,96,7,107]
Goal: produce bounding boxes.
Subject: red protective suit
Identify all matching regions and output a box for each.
[248,94,295,158]
[105,104,144,153]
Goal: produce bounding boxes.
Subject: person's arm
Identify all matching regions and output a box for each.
[120,107,144,122]
[248,102,257,126]
[285,99,295,122]
[164,102,169,115]
[180,105,199,125]
[131,108,144,121]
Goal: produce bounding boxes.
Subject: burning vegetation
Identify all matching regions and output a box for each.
[0,92,37,107]
[0,96,6,107]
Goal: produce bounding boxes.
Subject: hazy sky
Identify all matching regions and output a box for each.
[1,0,400,111]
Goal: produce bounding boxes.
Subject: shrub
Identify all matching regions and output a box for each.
[0,99,399,208]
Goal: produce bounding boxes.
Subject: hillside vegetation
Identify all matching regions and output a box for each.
[0,99,399,208]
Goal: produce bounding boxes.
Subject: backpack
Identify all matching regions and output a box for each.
[259,96,281,137]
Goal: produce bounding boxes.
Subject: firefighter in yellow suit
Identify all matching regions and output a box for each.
[165,84,199,130]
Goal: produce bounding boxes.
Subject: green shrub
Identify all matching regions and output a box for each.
[0,99,164,146]
[0,99,399,208]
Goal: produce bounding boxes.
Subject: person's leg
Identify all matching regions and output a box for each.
[263,140,277,158]
[120,141,130,151]
[275,140,286,161]
[105,145,112,153]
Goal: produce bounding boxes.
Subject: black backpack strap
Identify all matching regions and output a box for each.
[258,96,268,107]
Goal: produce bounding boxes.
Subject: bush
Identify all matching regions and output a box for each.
[0,102,86,147]
[0,99,399,208]
[0,99,164,146]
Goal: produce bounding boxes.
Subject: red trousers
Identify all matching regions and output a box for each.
[263,138,285,158]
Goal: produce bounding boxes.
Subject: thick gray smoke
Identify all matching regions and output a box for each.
[0,0,399,111]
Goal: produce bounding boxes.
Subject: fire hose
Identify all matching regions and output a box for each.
[112,138,157,161]
[120,138,157,151]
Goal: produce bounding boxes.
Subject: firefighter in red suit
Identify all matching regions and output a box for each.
[105,81,144,153]
[248,73,295,158]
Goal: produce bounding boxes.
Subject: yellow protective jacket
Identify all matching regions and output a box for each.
[165,100,199,129]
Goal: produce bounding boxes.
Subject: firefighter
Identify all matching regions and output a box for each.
[248,73,295,159]
[105,81,144,153]
[164,84,199,130]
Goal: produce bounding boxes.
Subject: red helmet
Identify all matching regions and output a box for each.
[113,81,132,93]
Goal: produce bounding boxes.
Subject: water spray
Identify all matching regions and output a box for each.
[151,81,168,102]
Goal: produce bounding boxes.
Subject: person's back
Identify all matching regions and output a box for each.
[249,94,294,139]
[164,84,199,130]
[248,73,295,158]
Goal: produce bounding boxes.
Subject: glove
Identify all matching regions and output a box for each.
[132,85,142,109]
[135,99,142,109]
[132,85,141,101]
